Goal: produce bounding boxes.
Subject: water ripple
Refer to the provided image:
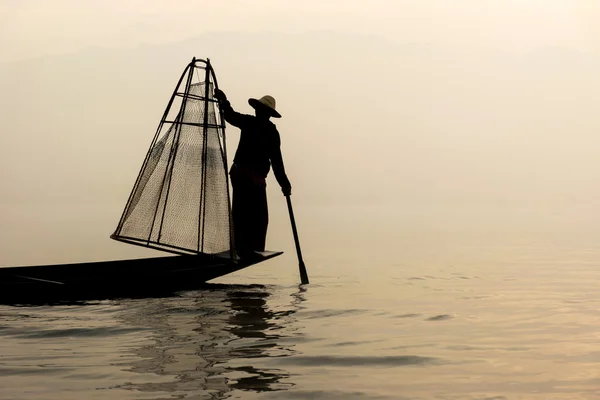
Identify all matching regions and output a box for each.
[302,308,366,319]
[426,314,453,321]
[394,313,421,319]
[264,390,406,399]
[277,355,444,367]
[10,326,147,339]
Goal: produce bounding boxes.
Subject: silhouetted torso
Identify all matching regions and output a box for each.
[221,100,290,189]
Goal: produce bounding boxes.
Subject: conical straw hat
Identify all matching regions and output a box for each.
[248,95,281,118]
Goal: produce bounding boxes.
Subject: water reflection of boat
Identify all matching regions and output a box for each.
[114,284,305,398]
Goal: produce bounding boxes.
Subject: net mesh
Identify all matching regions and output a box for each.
[112,63,231,256]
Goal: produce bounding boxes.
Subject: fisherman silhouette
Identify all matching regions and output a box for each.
[214,88,292,259]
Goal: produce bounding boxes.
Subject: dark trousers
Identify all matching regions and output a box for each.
[230,167,268,255]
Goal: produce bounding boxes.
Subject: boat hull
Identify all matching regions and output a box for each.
[0,251,282,305]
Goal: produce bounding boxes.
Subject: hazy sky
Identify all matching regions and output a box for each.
[2,0,600,63]
[2,1,600,266]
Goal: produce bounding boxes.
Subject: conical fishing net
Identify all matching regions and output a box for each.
[112,59,232,256]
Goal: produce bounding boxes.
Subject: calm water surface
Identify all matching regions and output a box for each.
[2,206,600,399]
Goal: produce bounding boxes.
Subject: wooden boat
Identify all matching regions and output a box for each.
[0,251,281,304]
[0,58,283,304]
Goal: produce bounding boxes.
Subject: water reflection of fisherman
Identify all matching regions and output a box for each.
[225,288,294,391]
[117,285,305,396]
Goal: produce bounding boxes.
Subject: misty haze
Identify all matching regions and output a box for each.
[1,2,600,398]
[2,32,600,266]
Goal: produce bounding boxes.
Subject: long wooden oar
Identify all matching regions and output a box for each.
[286,195,309,284]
